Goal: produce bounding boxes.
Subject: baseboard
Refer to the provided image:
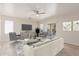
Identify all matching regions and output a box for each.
[64,43,79,47]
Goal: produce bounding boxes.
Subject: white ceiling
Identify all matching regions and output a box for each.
[0,3,79,21]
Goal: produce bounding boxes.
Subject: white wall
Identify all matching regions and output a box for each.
[39,15,79,46]
[1,16,37,41]
[0,16,1,41]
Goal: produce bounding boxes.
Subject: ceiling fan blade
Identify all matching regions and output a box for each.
[39,12,45,14]
[33,10,39,14]
[33,10,36,12]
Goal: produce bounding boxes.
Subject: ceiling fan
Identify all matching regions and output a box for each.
[32,9,46,15]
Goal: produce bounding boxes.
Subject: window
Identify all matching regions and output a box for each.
[5,20,14,34]
[40,24,48,32]
[40,24,44,30]
[44,24,48,32]
[73,20,79,31]
[63,22,72,31]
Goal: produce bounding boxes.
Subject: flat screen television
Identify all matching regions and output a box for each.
[22,24,32,30]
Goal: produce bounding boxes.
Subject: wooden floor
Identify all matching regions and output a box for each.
[57,43,79,56]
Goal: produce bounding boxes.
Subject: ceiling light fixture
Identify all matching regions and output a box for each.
[36,14,39,16]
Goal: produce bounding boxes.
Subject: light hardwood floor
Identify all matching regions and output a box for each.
[57,43,79,56]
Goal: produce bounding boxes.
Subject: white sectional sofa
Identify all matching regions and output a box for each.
[23,37,64,56]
